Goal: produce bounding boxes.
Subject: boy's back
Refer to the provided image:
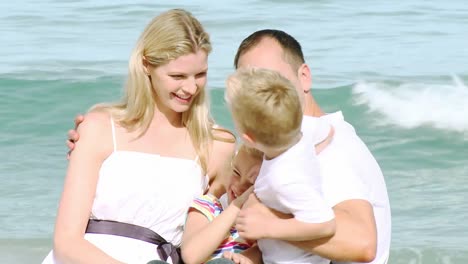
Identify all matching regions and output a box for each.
[254,121,334,264]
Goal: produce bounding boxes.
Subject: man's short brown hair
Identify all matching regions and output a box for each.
[234,29,305,72]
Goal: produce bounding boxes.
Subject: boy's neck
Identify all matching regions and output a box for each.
[262,132,303,160]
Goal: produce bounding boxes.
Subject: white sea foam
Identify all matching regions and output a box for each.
[352,76,468,132]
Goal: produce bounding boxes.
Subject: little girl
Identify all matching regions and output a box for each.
[181,144,263,264]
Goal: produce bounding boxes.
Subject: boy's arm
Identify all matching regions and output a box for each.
[267,218,335,241]
[238,162,335,242]
[236,199,335,241]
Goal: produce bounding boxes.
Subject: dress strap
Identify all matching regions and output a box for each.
[110,116,117,152]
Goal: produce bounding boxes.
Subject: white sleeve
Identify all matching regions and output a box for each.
[271,165,335,224]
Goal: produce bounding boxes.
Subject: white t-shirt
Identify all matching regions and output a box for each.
[254,119,335,264]
[311,112,392,264]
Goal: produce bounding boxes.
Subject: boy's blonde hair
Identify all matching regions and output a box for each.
[90,9,225,174]
[225,68,303,149]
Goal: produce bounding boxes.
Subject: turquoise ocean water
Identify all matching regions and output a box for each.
[1,1,467,263]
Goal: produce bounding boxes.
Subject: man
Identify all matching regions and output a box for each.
[67,29,391,264]
[233,29,391,264]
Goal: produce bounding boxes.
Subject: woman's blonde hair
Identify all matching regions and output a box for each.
[91,9,231,174]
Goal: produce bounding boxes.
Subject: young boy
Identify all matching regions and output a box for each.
[224,68,336,264]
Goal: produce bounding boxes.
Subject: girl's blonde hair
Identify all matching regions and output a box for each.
[237,144,263,162]
[91,9,231,174]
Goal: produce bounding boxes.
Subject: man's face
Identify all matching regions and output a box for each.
[236,38,305,106]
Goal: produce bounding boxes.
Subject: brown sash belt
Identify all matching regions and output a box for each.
[86,219,183,264]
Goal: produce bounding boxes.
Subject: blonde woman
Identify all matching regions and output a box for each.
[42,9,235,264]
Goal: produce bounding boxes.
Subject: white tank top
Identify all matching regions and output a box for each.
[90,117,209,246]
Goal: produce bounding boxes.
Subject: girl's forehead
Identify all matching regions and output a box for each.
[233,150,250,165]
[234,152,261,173]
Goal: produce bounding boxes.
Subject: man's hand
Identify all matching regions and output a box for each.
[66,114,85,159]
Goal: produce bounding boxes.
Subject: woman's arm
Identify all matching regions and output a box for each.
[53,112,123,264]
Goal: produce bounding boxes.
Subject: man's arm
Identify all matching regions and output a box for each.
[241,195,377,263]
[291,199,377,262]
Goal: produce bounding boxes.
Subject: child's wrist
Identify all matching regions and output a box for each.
[231,198,243,209]
[229,200,243,210]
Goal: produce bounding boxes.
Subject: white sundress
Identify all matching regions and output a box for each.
[42,118,208,264]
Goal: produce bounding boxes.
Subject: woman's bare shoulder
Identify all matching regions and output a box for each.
[73,111,114,156]
[205,126,235,177]
[76,111,110,133]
